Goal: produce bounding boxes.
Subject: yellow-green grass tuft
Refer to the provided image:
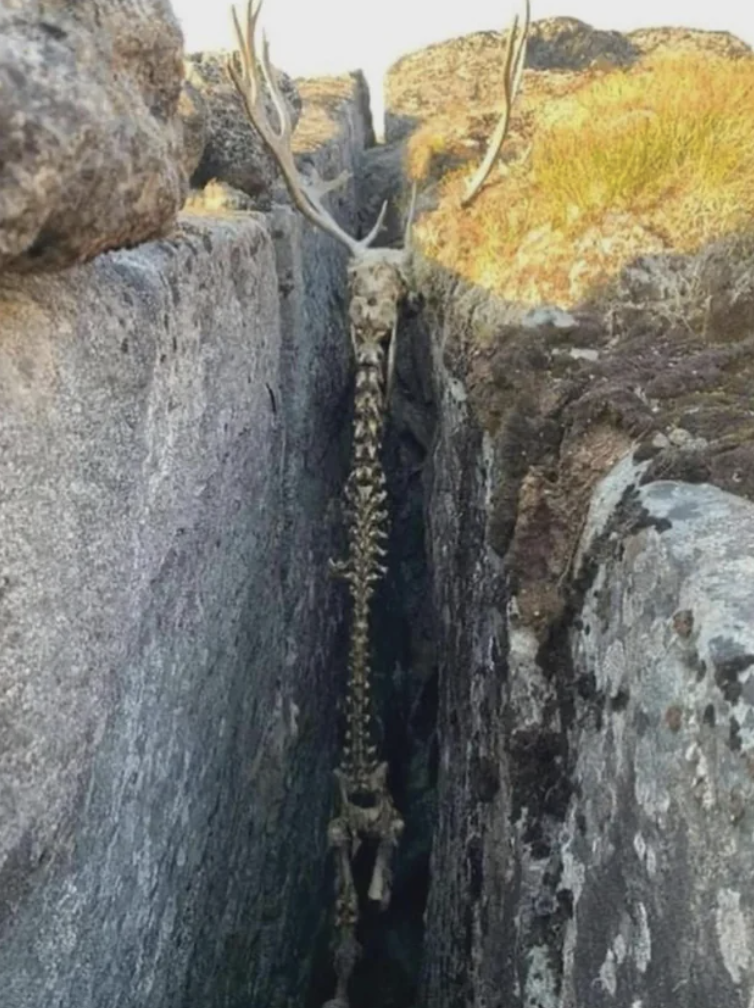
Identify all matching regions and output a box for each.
[411,52,754,303]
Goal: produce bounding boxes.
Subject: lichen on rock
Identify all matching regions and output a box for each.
[0,0,187,272]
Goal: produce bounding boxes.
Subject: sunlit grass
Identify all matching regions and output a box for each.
[410,52,754,302]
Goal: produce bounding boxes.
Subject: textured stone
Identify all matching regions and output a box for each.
[0,0,187,272]
[387,16,754,1007]
[356,141,407,247]
[0,78,368,1007]
[561,475,754,1008]
[629,25,752,60]
[186,51,301,199]
[411,272,754,1008]
[525,17,638,70]
[178,76,208,179]
[413,284,515,1008]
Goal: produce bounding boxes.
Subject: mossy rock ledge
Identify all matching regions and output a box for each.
[387,18,754,1008]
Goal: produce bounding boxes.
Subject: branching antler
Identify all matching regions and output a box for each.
[227,0,388,255]
[460,0,531,207]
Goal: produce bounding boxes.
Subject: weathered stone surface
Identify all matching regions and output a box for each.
[411,282,516,1008]
[525,17,638,70]
[186,51,301,199]
[414,287,754,1006]
[629,25,752,60]
[178,76,208,178]
[0,0,187,273]
[561,474,754,1008]
[0,79,366,1007]
[386,16,754,1008]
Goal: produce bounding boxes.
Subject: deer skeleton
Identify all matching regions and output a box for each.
[227,3,529,1004]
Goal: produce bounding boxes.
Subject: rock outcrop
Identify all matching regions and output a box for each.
[0,0,187,273]
[4,6,754,1007]
[561,468,754,1008]
[410,262,754,1008]
[385,17,752,145]
[185,52,302,201]
[387,16,754,1008]
[416,295,511,1008]
[178,77,209,179]
[0,70,370,1008]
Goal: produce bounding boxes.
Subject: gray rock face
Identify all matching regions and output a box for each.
[418,338,754,1006]
[0,0,187,273]
[356,142,406,247]
[561,473,754,1008]
[186,52,302,200]
[416,292,514,1008]
[412,243,754,1006]
[0,91,365,1008]
[178,76,209,179]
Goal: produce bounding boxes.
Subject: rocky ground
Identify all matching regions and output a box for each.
[380,17,754,1008]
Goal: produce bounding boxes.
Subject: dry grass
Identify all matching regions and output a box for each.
[410,52,754,305]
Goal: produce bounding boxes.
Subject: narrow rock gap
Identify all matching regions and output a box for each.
[305,294,439,1008]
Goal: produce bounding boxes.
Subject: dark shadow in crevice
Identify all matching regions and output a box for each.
[305,301,439,1008]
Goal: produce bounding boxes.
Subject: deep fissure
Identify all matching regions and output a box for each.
[306,286,440,1008]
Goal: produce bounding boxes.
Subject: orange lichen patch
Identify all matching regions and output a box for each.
[409,52,754,305]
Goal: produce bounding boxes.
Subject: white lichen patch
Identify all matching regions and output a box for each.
[524,945,559,1008]
[522,306,578,330]
[634,736,672,821]
[603,639,627,698]
[509,622,558,731]
[632,832,657,876]
[598,947,618,996]
[716,888,752,985]
[574,451,651,571]
[288,699,300,740]
[612,932,627,965]
[633,831,646,862]
[561,837,586,905]
[634,902,652,973]
[645,844,657,876]
[730,674,754,751]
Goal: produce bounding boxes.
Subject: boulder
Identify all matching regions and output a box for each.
[186,51,302,200]
[0,0,187,273]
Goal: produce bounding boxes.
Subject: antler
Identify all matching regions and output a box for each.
[227,0,388,256]
[460,0,531,207]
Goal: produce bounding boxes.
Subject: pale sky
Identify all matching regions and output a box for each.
[174,0,754,129]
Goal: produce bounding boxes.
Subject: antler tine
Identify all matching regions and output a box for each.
[227,0,387,256]
[259,29,292,137]
[460,0,530,208]
[361,200,390,248]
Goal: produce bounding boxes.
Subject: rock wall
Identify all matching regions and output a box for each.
[562,467,754,1008]
[389,19,754,1008]
[0,77,369,1008]
[414,265,754,1008]
[411,291,509,1007]
[4,8,754,1007]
